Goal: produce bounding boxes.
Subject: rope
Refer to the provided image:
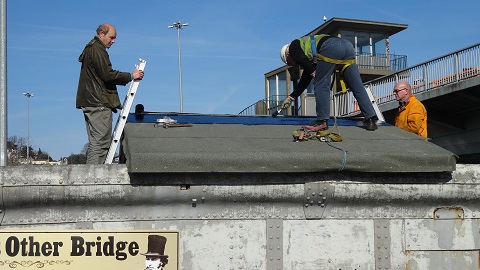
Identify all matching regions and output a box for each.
[326,140,347,171]
[329,116,347,171]
[292,117,348,171]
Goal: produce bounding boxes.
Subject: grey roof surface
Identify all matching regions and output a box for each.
[122,114,456,174]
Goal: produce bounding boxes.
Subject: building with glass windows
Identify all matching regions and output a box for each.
[262,18,408,116]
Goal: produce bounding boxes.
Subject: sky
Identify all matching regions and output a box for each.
[4,0,480,160]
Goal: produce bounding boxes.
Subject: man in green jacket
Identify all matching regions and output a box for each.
[76,23,144,164]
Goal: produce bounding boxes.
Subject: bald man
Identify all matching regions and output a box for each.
[76,23,144,164]
[393,81,427,138]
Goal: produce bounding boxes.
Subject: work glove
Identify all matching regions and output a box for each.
[282,97,293,109]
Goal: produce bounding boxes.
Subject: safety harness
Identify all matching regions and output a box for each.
[292,118,347,171]
[292,129,342,143]
[308,35,355,93]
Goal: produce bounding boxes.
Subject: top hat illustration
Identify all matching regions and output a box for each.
[142,235,169,258]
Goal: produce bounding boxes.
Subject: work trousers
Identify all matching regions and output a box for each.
[82,106,112,164]
[314,37,376,121]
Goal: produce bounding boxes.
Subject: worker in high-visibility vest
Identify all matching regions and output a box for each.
[393,81,427,138]
[280,35,378,131]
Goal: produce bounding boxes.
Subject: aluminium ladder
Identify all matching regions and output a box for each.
[104,58,146,164]
[365,86,385,122]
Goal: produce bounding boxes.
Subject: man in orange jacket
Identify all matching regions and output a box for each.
[393,81,427,138]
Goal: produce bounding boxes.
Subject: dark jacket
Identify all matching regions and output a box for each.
[288,35,331,99]
[76,36,132,110]
[288,39,316,99]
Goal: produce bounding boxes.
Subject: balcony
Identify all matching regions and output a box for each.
[356,52,407,71]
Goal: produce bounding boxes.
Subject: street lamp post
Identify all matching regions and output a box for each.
[22,92,33,164]
[168,21,188,113]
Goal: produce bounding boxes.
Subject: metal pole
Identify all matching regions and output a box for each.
[168,21,188,113]
[22,92,33,164]
[0,0,7,166]
[177,26,183,113]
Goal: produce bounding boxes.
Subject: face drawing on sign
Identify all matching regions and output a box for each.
[142,235,169,270]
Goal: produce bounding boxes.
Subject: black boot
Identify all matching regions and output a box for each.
[365,116,378,131]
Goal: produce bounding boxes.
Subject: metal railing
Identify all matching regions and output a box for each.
[238,95,289,116]
[333,42,480,117]
[356,52,407,71]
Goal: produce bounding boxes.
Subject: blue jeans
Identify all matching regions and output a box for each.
[314,37,376,121]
